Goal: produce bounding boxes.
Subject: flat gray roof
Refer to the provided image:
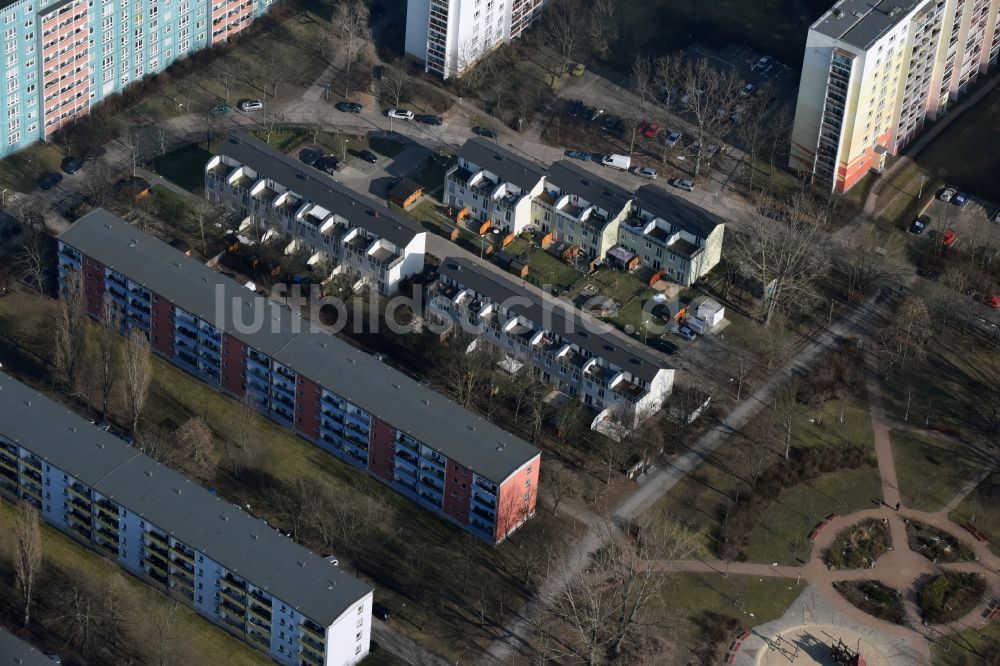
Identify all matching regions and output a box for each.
[217,134,424,249]
[634,184,724,239]
[457,138,547,191]
[0,628,54,665]
[58,210,539,483]
[437,257,670,384]
[545,161,632,220]
[812,0,921,50]
[0,373,372,627]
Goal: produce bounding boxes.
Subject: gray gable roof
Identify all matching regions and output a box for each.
[545,161,633,218]
[437,257,670,384]
[457,138,547,191]
[633,184,724,239]
[58,210,539,483]
[217,133,424,249]
[0,373,372,627]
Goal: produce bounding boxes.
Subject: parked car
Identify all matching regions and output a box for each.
[938,187,957,202]
[664,130,682,148]
[942,229,957,247]
[588,107,605,121]
[372,603,391,621]
[239,99,263,111]
[564,150,592,161]
[358,149,379,163]
[567,100,584,117]
[416,114,443,125]
[601,154,631,171]
[739,83,756,98]
[335,101,363,113]
[674,326,697,341]
[582,106,598,120]
[571,63,586,77]
[642,122,661,138]
[600,114,620,132]
[669,178,695,192]
[315,156,345,173]
[909,215,929,235]
[210,104,230,116]
[992,209,1000,224]
[632,166,658,180]
[472,126,498,139]
[952,191,970,208]
[298,148,325,166]
[61,156,84,174]
[83,145,107,161]
[39,172,63,190]
[984,295,1000,309]
[386,108,413,120]
[655,338,679,355]
[752,56,772,71]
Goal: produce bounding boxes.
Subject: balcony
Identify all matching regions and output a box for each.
[67,510,91,530]
[20,456,41,472]
[145,553,169,574]
[0,453,17,473]
[248,603,271,624]
[171,545,194,564]
[301,642,325,665]
[301,621,325,641]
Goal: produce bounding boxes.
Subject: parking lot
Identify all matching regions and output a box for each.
[920,190,1000,247]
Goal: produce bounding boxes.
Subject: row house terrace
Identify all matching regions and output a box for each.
[431,257,674,428]
[206,134,426,295]
[445,137,547,235]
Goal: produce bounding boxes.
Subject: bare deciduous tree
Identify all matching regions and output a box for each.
[124,133,141,178]
[93,300,122,418]
[733,85,774,192]
[880,294,932,371]
[770,380,799,460]
[175,416,219,483]
[122,328,152,433]
[541,463,578,516]
[14,501,43,627]
[541,0,585,85]
[11,201,50,292]
[547,517,697,662]
[731,193,831,326]
[439,335,499,408]
[382,58,410,109]
[680,57,742,177]
[333,0,370,98]
[588,0,620,60]
[55,272,88,392]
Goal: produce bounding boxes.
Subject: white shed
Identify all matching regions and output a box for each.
[694,297,726,327]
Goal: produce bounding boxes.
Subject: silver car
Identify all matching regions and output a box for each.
[632,166,658,180]
[664,130,682,148]
[670,178,695,192]
[938,187,957,202]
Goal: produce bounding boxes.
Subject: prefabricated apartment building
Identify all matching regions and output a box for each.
[0,372,374,666]
[56,209,541,546]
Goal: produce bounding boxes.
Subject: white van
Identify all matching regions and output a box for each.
[601,154,631,171]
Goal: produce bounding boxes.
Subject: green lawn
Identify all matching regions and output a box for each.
[567,269,659,334]
[642,573,802,661]
[0,502,268,665]
[745,467,883,565]
[644,394,875,559]
[891,429,986,512]
[0,142,66,193]
[523,248,582,293]
[949,469,1000,557]
[932,617,1000,665]
[150,144,214,193]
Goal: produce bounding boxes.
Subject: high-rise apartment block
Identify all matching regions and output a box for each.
[0,372,374,666]
[0,0,270,156]
[790,0,1000,193]
[57,209,541,545]
[404,0,545,78]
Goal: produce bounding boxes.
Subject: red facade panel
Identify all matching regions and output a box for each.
[295,375,321,441]
[149,295,175,357]
[81,255,105,317]
[368,416,395,482]
[494,455,541,543]
[443,459,473,525]
[220,334,246,397]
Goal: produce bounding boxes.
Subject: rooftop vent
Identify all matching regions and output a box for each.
[173,488,181,495]
[145,470,152,477]
[128,240,138,247]
[421,398,430,406]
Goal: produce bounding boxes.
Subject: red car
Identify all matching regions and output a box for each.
[637,121,649,135]
[942,230,957,247]
[643,122,661,138]
[984,295,1000,309]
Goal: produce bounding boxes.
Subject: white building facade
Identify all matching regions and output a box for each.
[405,0,545,78]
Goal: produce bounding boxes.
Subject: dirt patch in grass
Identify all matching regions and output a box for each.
[824,519,892,570]
[834,580,907,625]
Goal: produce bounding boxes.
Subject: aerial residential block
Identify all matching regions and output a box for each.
[0,0,275,156]
[790,0,1000,193]
[430,257,675,429]
[0,372,374,666]
[404,0,546,78]
[445,139,726,287]
[57,209,541,544]
[206,134,427,295]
